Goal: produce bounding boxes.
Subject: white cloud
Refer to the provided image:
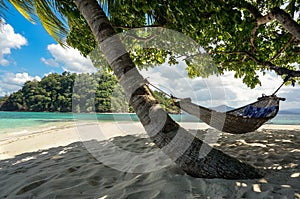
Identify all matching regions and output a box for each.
[41,44,96,73]
[140,62,230,108]
[40,57,59,67]
[140,62,300,110]
[278,85,300,110]
[0,19,28,66]
[0,72,41,96]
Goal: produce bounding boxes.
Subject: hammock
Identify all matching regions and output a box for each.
[146,77,289,134]
[174,95,285,134]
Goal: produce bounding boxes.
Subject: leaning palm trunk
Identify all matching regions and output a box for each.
[73,0,262,179]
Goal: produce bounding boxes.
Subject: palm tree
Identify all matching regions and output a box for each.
[0,0,261,179]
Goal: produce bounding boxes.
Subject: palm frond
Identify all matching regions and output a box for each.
[53,0,84,28]
[0,0,8,19]
[0,0,8,11]
[34,0,69,46]
[98,0,109,10]
[9,0,36,23]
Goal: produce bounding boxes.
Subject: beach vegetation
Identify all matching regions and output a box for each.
[0,72,179,113]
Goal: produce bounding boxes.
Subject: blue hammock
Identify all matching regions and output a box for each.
[242,105,277,118]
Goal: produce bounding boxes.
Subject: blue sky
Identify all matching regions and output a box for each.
[0,5,299,110]
[1,6,59,75]
[0,5,95,97]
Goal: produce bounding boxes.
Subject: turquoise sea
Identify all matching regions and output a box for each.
[0,111,299,134]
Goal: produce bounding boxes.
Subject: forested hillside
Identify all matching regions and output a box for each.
[0,72,178,113]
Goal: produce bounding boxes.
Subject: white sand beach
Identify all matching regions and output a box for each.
[0,122,299,198]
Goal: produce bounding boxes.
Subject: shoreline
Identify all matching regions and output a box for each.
[1,121,300,160]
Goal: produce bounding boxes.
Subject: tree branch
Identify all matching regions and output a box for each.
[213,50,261,63]
[250,25,259,52]
[269,35,295,62]
[242,2,262,19]
[241,2,275,52]
[272,7,300,41]
[238,2,262,52]
[214,51,300,77]
[241,3,300,52]
[244,4,300,42]
[266,62,300,77]
[286,0,296,18]
[256,12,275,25]
[250,12,275,52]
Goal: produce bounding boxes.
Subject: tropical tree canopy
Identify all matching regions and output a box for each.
[1,0,300,88]
[66,0,300,88]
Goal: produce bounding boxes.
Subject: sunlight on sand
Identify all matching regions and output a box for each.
[0,122,299,198]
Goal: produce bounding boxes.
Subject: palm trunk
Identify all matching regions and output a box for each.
[73,0,262,179]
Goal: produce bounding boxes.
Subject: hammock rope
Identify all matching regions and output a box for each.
[146,77,288,134]
[272,75,291,95]
[145,78,174,99]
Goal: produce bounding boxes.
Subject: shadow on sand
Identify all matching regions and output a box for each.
[0,130,299,198]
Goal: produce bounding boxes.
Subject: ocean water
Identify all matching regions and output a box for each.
[0,111,299,134]
[269,113,300,125]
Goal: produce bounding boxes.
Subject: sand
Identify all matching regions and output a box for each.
[0,122,299,198]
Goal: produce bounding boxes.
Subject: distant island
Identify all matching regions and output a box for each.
[279,109,300,115]
[0,72,179,114]
[211,105,234,112]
